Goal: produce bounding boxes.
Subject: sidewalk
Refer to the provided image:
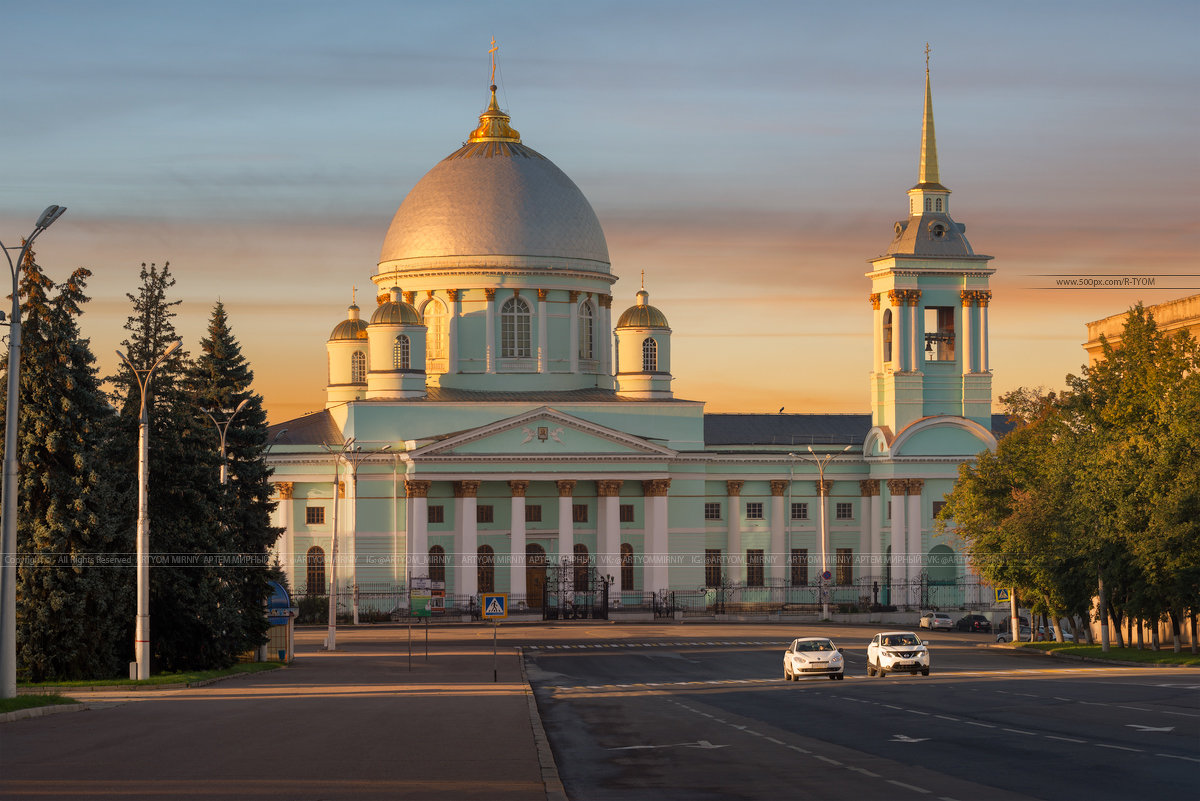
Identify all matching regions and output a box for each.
[1,627,561,801]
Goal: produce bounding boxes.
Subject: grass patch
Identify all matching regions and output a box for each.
[1,694,78,714]
[1012,642,1200,666]
[20,660,283,690]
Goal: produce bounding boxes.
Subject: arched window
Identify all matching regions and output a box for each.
[501,296,532,358]
[423,298,447,367]
[924,197,932,211]
[620,543,634,590]
[642,337,657,372]
[478,545,495,593]
[882,309,893,363]
[935,197,943,212]
[393,335,410,370]
[351,351,366,384]
[573,544,590,592]
[429,545,446,584]
[306,546,326,595]
[578,300,594,360]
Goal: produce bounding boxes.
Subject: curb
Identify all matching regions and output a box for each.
[989,644,1200,668]
[17,664,286,695]
[1,702,87,724]
[518,647,569,801]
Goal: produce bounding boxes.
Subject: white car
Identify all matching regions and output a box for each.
[918,612,953,630]
[783,637,845,681]
[867,631,930,677]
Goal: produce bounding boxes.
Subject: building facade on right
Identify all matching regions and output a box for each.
[1084,294,1200,364]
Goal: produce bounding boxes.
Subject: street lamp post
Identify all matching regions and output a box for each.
[321,438,355,651]
[204,399,249,485]
[791,444,852,620]
[0,205,67,699]
[116,340,182,681]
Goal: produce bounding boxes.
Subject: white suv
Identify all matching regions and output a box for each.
[867,631,930,677]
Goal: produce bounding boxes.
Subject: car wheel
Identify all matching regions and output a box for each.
[784,667,791,681]
[828,674,837,680]
[921,668,930,676]
[866,662,875,677]
[877,667,887,677]
[835,673,844,680]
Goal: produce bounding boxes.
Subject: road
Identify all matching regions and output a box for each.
[523,624,1200,801]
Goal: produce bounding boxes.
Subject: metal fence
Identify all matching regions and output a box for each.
[291,573,998,624]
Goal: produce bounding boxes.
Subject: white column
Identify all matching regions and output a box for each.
[643,479,671,591]
[448,290,460,374]
[601,296,613,382]
[906,481,924,592]
[859,481,873,586]
[961,298,974,374]
[597,480,622,591]
[887,479,906,605]
[347,473,360,624]
[455,481,479,599]
[509,482,528,599]
[869,489,883,587]
[910,299,922,371]
[898,302,910,372]
[569,292,580,374]
[816,480,831,581]
[275,483,295,589]
[982,301,990,372]
[485,290,496,373]
[872,298,883,373]
[556,480,575,568]
[407,481,429,582]
[725,481,743,585]
[769,481,786,585]
[537,289,549,374]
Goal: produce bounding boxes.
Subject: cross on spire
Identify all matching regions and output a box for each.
[489,37,499,85]
[925,42,931,73]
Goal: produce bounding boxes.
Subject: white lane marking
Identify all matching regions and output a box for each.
[814,755,843,766]
[884,704,904,710]
[934,715,959,722]
[964,721,995,728]
[765,737,785,745]
[1002,728,1037,736]
[887,780,931,794]
[1126,724,1174,732]
[1045,735,1086,743]
[908,710,931,716]
[788,745,811,754]
[847,766,880,778]
[1156,753,1200,763]
[1096,744,1143,752]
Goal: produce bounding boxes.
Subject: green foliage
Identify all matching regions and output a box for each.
[943,304,1200,637]
[4,252,130,681]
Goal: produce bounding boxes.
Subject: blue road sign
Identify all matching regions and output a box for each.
[482,593,508,619]
[995,588,1011,603]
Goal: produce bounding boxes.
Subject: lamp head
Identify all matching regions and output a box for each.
[234,398,249,415]
[164,340,182,358]
[35,205,66,229]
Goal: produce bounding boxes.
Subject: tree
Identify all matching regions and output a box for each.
[187,301,280,657]
[109,263,229,671]
[3,250,129,680]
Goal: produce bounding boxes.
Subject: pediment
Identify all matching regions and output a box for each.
[408,406,677,459]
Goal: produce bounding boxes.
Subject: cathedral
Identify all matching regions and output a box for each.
[266,60,1002,615]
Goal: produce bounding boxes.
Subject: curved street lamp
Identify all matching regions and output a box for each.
[791,444,852,620]
[205,398,249,485]
[116,339,182,680]
[0,205,67,699]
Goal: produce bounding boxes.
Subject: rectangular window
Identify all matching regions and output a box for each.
[745,502,764,520]
[572,504,589,523]
[790,502,808,520]
[428,505,445,524]
[476,505,494,524]
[704,502,722,520]
[705,549,723,587]
[836,548,853,585]
[619,504,635,523]
[305,506,325,525]
[835,502,854,520]
[932,500,947,519]
[746,549,765,587]
[790,549,808,586]
[525,504,542,523]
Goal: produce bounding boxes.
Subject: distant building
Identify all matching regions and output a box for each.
[1084,294,1200,363]
[266,62,1004,613]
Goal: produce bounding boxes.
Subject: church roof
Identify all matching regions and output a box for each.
[616,289,670,328]
[266,410,342,446]
[377,85,610,276]
[704,413,1016,446]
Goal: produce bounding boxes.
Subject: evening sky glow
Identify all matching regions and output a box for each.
[1,1,1196,423]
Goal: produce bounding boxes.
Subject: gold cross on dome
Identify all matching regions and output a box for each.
[489,37,499,84]
[925,42,931,72]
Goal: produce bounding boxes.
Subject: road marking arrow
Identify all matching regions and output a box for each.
[890,734,930,743]
[1126,724,1174,733]
[608,740,729,751]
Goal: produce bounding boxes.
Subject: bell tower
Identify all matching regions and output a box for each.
[867,51,994,436]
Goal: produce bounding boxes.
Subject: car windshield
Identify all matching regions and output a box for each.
[795,640,834,652]
[884,635,920,646]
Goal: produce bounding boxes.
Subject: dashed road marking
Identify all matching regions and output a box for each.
[888,779,931,794]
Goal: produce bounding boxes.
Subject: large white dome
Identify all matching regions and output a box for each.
[378,91,610,277]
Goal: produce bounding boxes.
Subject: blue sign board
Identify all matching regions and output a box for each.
[482,593,508,619]
[267,580,295,625]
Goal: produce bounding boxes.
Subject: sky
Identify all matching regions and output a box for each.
[0,1,1196,424]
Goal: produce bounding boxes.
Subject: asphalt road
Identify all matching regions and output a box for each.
[524,624,1200,801]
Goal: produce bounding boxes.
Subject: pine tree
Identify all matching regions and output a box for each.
[187,301,279,657]
[109,263,228,671]
[2,250,129,680]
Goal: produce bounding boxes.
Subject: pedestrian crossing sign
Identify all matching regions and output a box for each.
[482,593,508,619]
[995,588,1011,603]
